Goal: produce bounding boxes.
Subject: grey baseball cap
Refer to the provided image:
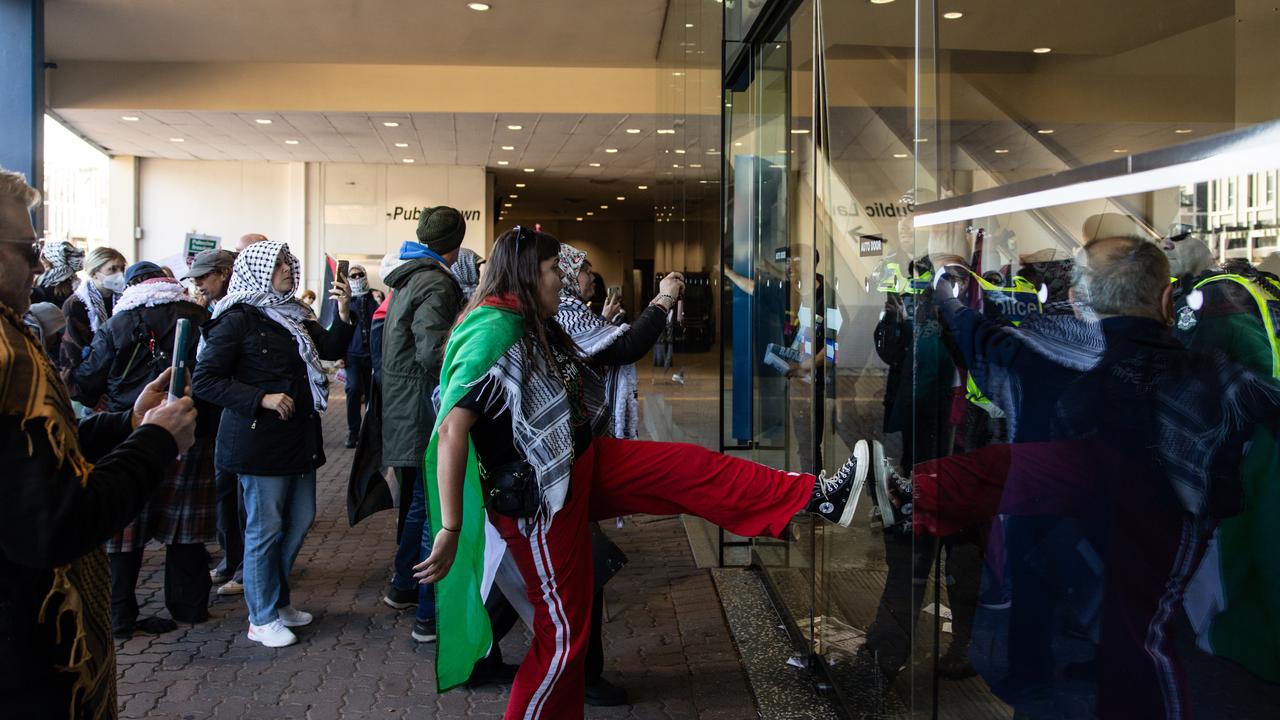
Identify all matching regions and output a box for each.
[181,249,236,279]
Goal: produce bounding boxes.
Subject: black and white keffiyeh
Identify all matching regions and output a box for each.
[212,240,330,411]
[39,239,84,287]
[113,277,196,315]
[72,276,110,334]
[556,296,639,439]
[452,248,482,302]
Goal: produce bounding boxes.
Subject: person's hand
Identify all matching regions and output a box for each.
[653,272,685,310]
[413,528,460,585]
[132,368,190,428]
[932,264,966,299]
[330,277,352,322]
[141,396,197,454]
[261,392,295,420]
[602,296,622,320]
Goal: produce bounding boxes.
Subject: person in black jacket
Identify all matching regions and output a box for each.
[73,261,217,637]
[0,167,197,719]
[342,263,379,448]
[193,239,353,648]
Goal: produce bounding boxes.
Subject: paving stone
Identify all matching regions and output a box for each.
[114,390,758,718]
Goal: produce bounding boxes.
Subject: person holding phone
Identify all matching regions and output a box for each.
[341,263,379,448]
[193,240,353,648]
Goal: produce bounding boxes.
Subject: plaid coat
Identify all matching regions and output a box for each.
[107,435,216,552]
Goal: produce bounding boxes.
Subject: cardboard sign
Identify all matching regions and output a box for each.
[183,233,220,266]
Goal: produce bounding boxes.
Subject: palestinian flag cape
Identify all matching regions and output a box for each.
[423,303,524,692]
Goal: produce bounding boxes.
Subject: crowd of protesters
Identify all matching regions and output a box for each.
[5,157,1280,720]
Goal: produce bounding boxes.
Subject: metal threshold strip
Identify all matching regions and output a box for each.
[913,120,1280,228]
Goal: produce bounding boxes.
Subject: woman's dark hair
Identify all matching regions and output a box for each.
[459,225,579,364]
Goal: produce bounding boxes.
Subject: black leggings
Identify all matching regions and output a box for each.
[110,544,211,630]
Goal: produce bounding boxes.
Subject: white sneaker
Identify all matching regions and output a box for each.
[277,606,313,628]
[247,620,297,648]
[217,579,243,596]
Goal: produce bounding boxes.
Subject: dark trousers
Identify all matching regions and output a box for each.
[345,353,373,436]
[110,544,211,631]
[390,467,436,621]
[213,466,245,580]
[586,588,605,683]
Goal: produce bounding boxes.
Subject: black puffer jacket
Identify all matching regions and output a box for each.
[193,305,353,475]
[72,299,210,413]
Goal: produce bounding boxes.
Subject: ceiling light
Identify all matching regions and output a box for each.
[675,149,686,154]
[994,148,1009,154]
[467,2,491,11]
[1175,128,1193,134]
[893,153,909,158]
[1113,148,1128,153]
[734,141,743,147]
[121,115,140,122]
[503,203,513,207]
[699,180,709,184]
[726,102,733,108]
[638,185,648,190]
[1036,129,1055,135]
[587,211,594,216]
[616,196,626,201]
[255,118,272,125]
[605,148,618,153]
[284,140,299,145]
[706,148,717,153]
[576,217,584,221]
[394,142,409,147]
[507,124,523,130]
[523,168,535,172]
[672,72,685,77]
[589,162,602,167]
[672,164,681,168]
[626,128,641,134]
[791,129,810,134]
[657,129,675,135]
[169,137,185,143]
[600,205,609,209]
[913,137,928,143]
[690,163,702,168]
[1033,47,1052,54]
[515,182,526,188]
[501,145,515,151]
[497,160,509,165]
[383,121,400,127]
[685,23,694,28]
[509,194,518,198]
[870,0,895,4]
[402,158,415,163]
[942,11,964,20]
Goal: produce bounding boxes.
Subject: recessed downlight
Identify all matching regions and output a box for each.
[657,129,675,135]
[690,163,702,168]
[616,196,626,201]
[994,148,1010,154]
[467,3,491,11]
[1113,148,1128,153]
[1175,128,1193,134]
[675,149,686,154]
[523,167,535,172]
[255,118,272,125]
[637,185,648,190]
[1036,129,1055,135]
[383,121,400,127]
[600,205,609,209]
[587,211,594,216]
[284,140,299,145]
[501,145,515,150]
[943,11,964,20]
[509,194,518,198]
[394,142,409,148]
[626,128,641,134]
[507,124,523,130]
[589,162,602,167]
[121,115,140,122]
[576,217,584,221]
[169,137,185,143]
[870,0,895,4]
[497,160,509,165]
[1033,47,1052,54]
[893,153,909,158]
[402,158,415,163]
[515,182,526,188]
[790,129,810,134]
[605,148,618,153]
[503,203,513,207]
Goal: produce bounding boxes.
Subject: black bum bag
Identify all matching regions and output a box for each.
[481,459,542,518]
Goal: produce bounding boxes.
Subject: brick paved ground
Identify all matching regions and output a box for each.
[115,393,759,719]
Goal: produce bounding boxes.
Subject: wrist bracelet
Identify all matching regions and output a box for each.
[654,293,677,307]
[441,525,460,533]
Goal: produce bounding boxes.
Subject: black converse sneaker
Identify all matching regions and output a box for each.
[872,440,896,527]
[807,439,868,527]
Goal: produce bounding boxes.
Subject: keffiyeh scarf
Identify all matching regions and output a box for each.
[39,240,85,288]
[112,277,196,315]
[556,296,639,439]
[0,302,114,720]
[72,278,110,334]
[451,248,482,302]
[212,240,329,412]
[556,243,588,300]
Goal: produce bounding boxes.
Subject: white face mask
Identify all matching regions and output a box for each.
[349,277,370,296]
[101,272,126,294]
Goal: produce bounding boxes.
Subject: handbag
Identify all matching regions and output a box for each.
[481,458,541,518]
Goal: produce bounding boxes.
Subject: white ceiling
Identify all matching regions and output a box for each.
[45,0,673,67]
[52,109,723,219]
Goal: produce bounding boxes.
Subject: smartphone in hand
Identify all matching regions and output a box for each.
[169,318,193,400]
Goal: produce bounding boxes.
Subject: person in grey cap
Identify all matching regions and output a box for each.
[183,249,236,312]
[182,248,243,594]
[379,206,466,644]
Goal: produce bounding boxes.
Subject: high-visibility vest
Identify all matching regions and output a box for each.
[964,272,1044,414]
[1181,273,1280,378]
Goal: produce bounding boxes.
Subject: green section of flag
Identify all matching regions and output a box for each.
[422,305,524,692]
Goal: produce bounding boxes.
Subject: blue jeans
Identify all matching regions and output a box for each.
[390,467,436,621]
[239,472,317,626]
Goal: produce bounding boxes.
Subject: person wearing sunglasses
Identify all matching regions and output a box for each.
[342,263,379,449]
[0,167,198,718]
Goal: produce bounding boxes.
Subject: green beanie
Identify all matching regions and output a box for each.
[416,206,466,254]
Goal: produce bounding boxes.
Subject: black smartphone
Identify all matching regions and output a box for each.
[169,318,192,400]
[336,259,349,283]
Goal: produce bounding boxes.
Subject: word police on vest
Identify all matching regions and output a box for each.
[388,206,482,221]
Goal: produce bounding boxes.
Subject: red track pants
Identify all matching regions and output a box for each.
[488,437,815,720]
